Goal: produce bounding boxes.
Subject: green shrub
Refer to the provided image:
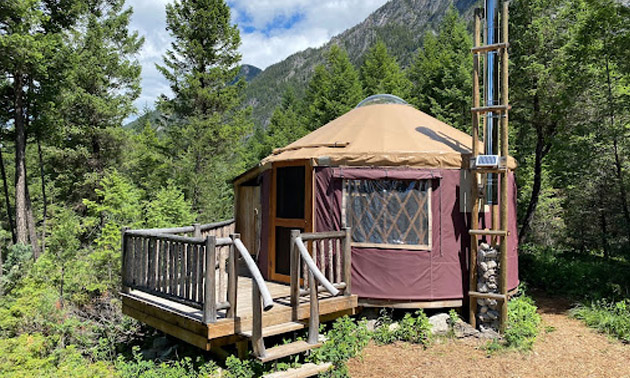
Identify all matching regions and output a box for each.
[571,300,630,343]
[372,310,432,346]
[115,346,219,378]
[308,316,370,377]
[503,295,541,351]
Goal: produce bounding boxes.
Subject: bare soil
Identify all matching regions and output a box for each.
[347,293,630,377]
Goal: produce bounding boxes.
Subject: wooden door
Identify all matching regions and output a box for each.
[269,161,313,283]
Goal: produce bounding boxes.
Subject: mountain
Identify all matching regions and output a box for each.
[126,64,262,130]
[244,0,479,127]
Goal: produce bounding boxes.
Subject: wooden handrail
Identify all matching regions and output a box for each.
[130,219,235,235]
[233,238,274,311]
[295,237,340,296]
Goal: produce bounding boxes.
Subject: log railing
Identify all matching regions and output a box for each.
[291,228,351,344]
[122,220,274,324]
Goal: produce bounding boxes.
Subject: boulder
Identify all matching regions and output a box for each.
[453,319,479,338]
[428,313,450,335]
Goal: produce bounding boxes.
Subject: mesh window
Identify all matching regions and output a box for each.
[345,179,431,248]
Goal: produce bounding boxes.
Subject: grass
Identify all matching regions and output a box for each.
[520,244,630,342]
[570,300,630,343]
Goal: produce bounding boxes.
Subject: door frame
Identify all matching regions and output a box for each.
[268,160,313,283]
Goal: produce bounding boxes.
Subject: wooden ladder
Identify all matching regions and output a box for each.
[468,2,511,333]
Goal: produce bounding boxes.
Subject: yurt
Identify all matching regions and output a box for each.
[233,95,519,308]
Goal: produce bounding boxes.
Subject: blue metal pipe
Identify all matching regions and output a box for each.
[485,0,500,205]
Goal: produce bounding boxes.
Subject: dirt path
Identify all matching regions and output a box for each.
[348,293,630,377]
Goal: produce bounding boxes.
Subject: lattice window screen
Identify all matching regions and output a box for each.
[345,179,431,249]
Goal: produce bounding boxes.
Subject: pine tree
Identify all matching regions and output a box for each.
[360,40,411,99]
[0,0,82,252]
[305,45,363,129]
[408,6,472,131]
[157,0,252,220]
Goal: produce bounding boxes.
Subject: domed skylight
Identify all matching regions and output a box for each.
[356,94,409,108]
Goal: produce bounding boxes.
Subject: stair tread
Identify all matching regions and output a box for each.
[239,322,306,338]
[257,341,322,363]
[263,363,333,378]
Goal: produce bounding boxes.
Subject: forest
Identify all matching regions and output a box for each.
[0,0,629,376]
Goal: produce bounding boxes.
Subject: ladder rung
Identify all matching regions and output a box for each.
[469,229,509,237]
[471,104,511,114]
[471,42,509,54]
[469,291,507,301]
[471,167,509,173]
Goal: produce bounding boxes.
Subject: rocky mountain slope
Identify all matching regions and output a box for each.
[244,0,479,126]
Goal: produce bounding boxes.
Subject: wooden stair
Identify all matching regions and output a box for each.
[257,340,322,363]
[263,363,333,378]
[239,321,305,338]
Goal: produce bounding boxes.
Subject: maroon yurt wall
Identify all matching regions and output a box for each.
[313,167,519,301]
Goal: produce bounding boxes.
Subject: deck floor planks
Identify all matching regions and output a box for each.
[122,275,358,346]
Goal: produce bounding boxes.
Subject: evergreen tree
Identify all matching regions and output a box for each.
[0,0,81,251]
[157,0,252,220]
[305,45,363,129]
[256,89,308,161]
[360,40,411,99]
[408,6,472,131]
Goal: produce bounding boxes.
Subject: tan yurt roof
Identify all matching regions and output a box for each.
[259,103,516,170]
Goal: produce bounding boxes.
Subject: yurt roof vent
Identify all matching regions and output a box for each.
[356,94,409,108]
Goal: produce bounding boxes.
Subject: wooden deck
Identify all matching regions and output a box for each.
[121,275,358,351]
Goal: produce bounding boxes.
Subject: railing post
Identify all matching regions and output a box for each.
[251,280,266,358]
[193,223,201,237]
[290,229,300,320]
[121,226,130,293]
[227,233,239,318]
[342,227,352,296]
[203,236,217,323]
[308,270,319,344]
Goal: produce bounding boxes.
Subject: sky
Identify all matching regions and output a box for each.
[126,0,390,115]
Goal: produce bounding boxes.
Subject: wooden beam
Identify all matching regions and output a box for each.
[308,271,319,344]
[469,291,507,301]
[203,236,217,323]
[122,304,211,351]
[359,299,463,309]
[471,42,509,54]
[499,0,510,334]
[469,229,509,237]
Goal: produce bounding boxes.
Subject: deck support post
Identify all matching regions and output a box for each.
[251,280,266,358]
[193,223,201,237]
[290,229,300,320]
[227,234,239,318]
[308,270,320,344]
[121,226,130,293]
[342,227,352,296]
[203,236,217,323]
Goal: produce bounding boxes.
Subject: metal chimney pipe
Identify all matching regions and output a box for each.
[485,0,500,205]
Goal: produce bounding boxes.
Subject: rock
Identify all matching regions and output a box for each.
[487,299,498,307]
[480,305,488,313]
[454,319,479,338]
[479,262,488,272]
[478,313,491,322]
[389,322,400,332]
[487,310,499,320]
[429,313,450,335]
[478,284,489,293]
[477,326,501,340]
[480,243,490,250]
[365,319,378,332]
[477,299,487,306]
[487,283,498,291]
[487,275,497,284]
[484,249,498,258]
[487,260,497,269]
[483,269,495,279]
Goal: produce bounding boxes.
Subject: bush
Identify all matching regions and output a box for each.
[307,316,370,377]
[503,295,541,351]
[372,310,432,346]
[116,346,219,378]
[571,300,630,343]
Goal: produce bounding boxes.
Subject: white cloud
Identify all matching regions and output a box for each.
[125,0,390,116]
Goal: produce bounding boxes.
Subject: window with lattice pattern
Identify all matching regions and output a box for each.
[344,179,431,250]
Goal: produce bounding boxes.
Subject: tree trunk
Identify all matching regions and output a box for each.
[13,73,28,245]
[604,55,630,247]
[519,125,545,244]
[25,177,40,259]
[600,208,609,259]
[0,146,16,244]
[37,138,47,255]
